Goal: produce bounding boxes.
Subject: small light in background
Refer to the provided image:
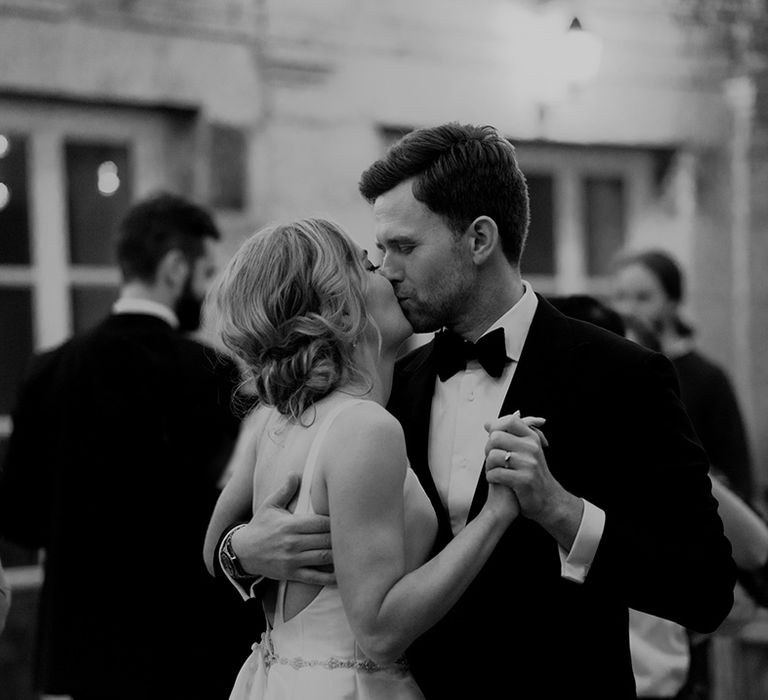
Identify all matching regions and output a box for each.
[0,135,9,158]
[0,183,10,211]
[561,17,603,90]
[97,160,120,196]
[522,11,603,111]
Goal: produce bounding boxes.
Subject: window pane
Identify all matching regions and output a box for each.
[523,174,555,275]
[71,286,119,334]
[584,177,625,276]
[0,133,31,264]
[65,142,133,265]
[209,124,246,211]
[0,288,33,415]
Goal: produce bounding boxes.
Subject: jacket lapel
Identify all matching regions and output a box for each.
[467,295,572,521]
[389,340,453,540]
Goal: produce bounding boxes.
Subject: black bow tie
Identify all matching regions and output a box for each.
[434,327,510,381]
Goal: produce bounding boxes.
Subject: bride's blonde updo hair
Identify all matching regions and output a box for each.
[211,218,370,422]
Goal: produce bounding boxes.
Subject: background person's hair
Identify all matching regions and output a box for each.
[116,192,220,283]
[621,314,662,352]
[614,249,684,302]
[547,294,626,338]
[210,218,370,422]
[549,294,662,352]
[359,123,530,265]
[612,248,693,338]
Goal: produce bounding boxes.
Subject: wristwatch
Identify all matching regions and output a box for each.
[220,525,250,579]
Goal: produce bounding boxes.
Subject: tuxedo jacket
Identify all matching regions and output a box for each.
[0,313,256,699]
[387,296,735,699]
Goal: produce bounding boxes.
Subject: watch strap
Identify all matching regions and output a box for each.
[220,524,250,579]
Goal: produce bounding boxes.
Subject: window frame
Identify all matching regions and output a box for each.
[514,142,655,297]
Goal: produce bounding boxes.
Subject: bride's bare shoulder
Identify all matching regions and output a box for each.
[242,402,273,429]
[335,399,402,437]
[324,400,406,472]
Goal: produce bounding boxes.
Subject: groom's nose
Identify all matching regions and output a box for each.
[378,254,402,284]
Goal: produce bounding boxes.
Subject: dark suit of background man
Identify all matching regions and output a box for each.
[0,193,253,699]
[211,124,736,698]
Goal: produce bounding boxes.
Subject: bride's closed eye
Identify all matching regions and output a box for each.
[360,249,380,273]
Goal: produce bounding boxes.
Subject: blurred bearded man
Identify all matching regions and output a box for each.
[0,192,249,699]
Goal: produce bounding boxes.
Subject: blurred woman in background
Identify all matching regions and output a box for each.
[610,249,754,505]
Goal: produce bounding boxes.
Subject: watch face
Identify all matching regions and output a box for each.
[222,553,236,577]
[222,529,245,578]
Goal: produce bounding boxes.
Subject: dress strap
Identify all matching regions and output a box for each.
[275,398,367,625]
[294,399,368,514]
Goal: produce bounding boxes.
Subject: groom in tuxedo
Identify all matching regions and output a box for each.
[213,123,735,697]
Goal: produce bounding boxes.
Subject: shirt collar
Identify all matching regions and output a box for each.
[112,297,179,329]
[479,281,538,362]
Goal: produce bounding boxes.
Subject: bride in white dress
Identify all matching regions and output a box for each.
[205,219,523,699]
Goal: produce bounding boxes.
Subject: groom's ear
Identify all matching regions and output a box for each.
[466,216,499,265]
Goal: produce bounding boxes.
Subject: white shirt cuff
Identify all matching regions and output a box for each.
[218,526,264,600]
[558,498,605,583]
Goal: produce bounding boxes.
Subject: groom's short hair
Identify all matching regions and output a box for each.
[359,122,530,265]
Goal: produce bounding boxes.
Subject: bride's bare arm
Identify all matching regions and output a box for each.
[203,411,260,575]
[204,407,335,585]
[324,402,516,665]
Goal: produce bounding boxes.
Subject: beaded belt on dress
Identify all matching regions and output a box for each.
[258,631,409,673]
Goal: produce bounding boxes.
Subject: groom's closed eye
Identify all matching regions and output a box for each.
[376,235,417,255]
[387,241,415,254]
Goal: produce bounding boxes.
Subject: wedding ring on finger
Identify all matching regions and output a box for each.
[503,450,513,467]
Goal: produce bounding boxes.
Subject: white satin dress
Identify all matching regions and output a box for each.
[229,400,436,700]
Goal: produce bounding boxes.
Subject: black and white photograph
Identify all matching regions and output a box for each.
[1,1,768,698]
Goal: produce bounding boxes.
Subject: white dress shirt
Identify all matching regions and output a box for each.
[629,609,689,697]
[428,282,604,582]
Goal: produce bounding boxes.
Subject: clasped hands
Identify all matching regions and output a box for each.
[484,411,572,529]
